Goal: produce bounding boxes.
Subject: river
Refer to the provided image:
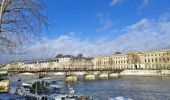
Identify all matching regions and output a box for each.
[8,75,170,100]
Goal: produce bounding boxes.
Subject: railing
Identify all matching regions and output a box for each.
[7,68,124,73]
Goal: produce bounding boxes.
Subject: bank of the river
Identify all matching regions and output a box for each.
[119,70,170,76]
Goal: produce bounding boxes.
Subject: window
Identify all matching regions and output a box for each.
[155,58,157,62]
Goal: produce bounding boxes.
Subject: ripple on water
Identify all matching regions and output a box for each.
[9,75,170,100]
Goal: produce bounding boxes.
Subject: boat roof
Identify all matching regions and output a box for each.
[0,71,8,74]
[109,96,133,100]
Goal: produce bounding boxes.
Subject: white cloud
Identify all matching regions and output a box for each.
[144,0,150,4]
[110,0,122,6]
[96,13,114,32]
[1,13,170,64]
[96,20,114,32]
[110,0,151,8]
[112,15,170,52]
[139,0,151,8]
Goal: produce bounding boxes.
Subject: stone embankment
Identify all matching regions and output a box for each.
[119,70,170,76]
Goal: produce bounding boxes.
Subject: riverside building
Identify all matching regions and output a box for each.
[93,49,170,70]
[1,50,170,71]
[1,54,93,71]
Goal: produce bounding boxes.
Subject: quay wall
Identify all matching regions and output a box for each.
[161,70,170,75]
[119,70,170,76]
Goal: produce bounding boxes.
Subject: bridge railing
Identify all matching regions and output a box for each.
[7,67,125,73]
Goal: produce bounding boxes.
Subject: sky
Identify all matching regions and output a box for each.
[1,0,170,64]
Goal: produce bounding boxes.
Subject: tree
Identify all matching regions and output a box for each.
[0,0,47,53]
[127,53,140,69]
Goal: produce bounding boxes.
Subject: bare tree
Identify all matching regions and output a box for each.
[0,0,47,53]
[127,53,140,69]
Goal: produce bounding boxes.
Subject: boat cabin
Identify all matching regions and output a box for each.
[0,71,10,93]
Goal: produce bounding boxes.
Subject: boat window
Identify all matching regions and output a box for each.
[0,72,8,81]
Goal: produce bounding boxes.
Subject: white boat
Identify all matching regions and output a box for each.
[49,80,65,89]
[21,82,32,87]
[49,86,93,100]
[49,94,92,100]
[0,71,8,74]
[109,96,133,100]
[49,84,63,88]
[49,94,69,100]
[42,77,51,80]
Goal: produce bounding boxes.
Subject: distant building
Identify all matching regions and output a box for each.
[1,50,170,71]
[114,52,122,54]
[93,49,170,70]
[77,54,83,58]
[55,54,63,58]
[0,54,93,71]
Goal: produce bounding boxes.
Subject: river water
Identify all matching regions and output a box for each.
[8,75,170,100]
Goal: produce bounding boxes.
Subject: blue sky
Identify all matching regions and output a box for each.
[44,0,170,40]
[1,0,170,64]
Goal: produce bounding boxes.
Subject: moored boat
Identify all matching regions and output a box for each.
[0,71,10,93]
[109,96,133,100]
[49,85,93,100]
[21,82,32,87]
[49,80,65,89]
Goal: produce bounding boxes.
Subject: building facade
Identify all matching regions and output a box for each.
[93,50,170,70]
[1,50,170,71]
[1,54,94,71]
